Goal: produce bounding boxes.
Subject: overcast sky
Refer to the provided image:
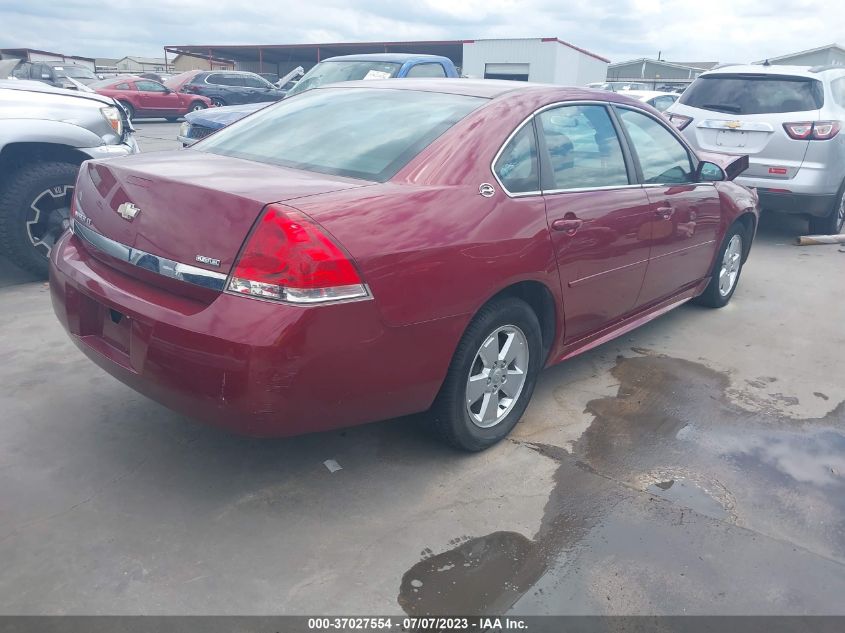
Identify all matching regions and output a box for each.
[0,0,841,64]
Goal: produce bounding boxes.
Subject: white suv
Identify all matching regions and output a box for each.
[667,64,845,234]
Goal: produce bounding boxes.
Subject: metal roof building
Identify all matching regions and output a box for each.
[756,43,845,67]
[163,37,609,86]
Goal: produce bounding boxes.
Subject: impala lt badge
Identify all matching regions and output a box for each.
[116,202,141,221]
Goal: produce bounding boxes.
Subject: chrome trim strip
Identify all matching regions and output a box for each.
[72,220,228,291]
[568,257,650,288]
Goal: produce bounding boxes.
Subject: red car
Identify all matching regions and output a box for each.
[50,80,758,451]
[90,76,213,121]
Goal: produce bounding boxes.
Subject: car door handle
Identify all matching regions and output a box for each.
[551,218,583,233]
[655,206,675,219]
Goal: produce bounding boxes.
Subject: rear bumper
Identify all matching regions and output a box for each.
[754,190,836,217]
[49,232,462,437]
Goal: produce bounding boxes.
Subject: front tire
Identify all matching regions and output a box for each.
[809,184,845,235]
[118,100,134,121]
[693,222,747,308]
[211,97,226,107]
[189,101,207,112]
[431,297,543,451]
[0,161,79,278]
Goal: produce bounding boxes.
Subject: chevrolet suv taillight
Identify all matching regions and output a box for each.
[783,121,841,140]
[228,205,368,304]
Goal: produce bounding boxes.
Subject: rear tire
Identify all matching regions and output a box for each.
[693,222,748,308]
[0,161,79,278]
[211,97,226,107]
[118,101,134,121]
[809,184,845,235]
[431,297,543,451]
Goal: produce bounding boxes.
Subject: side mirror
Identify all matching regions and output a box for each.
[697,161,725,182]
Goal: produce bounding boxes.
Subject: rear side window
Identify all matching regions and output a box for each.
[494,123,539,193]
[243,75,269,88]
[116,83,131,90]
[199,88,485,182]
[405,63,447,78]
[538,105,629,190]
[617,108,694,184]
[207,73,244,86]
[680,74,824,114]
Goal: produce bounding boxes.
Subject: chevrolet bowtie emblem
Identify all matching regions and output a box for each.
[116,202,141,221]
[725,120,742,129]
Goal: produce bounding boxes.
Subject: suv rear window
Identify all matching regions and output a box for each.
[198,87,484,182]
[680,74,824,114]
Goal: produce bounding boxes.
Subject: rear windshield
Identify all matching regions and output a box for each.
[197,87,485,181]
[680,74,823,114]
[286,61,402,97]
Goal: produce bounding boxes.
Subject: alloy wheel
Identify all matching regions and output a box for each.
[26,186,73,257]
[718,234,743,297]
[465,325,529,428]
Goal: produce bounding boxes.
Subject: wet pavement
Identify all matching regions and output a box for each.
[1,139,844,615]
[400,355,845,615]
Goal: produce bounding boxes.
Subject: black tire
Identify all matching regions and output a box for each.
[431,296,543,451]
[189,101,207,112]
[693,222,748,308]
[809,183,845,235]
[0,161,79,278]
[118,101,134,121]
[211,97,226,107]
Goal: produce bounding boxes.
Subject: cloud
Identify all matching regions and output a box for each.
[0,0,841,64]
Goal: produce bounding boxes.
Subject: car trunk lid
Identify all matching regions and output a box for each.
[73,151,370,286]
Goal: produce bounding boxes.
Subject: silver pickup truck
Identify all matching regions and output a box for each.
[0,80,138,276]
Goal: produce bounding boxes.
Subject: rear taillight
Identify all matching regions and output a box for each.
[228,205,368,304]
[667,113,692,130]
[783,121,841,140]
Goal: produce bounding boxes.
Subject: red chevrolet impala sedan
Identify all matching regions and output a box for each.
[50,80,758,451]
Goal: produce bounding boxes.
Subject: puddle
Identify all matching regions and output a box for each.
[398,355,845,615]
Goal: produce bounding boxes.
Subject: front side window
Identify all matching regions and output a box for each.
[135,80,167,92]
[116,82,131,90]
[494,123,539,194]
[199,87,484,182]
[405,63,447,78]
[538,105,629,191]
[208,74,244,86]
[243,75,271,88]
[617,108,694,184]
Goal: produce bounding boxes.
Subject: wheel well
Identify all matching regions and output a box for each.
[487,281,557,361]
[735,212,756,261]
[0,143,87,189]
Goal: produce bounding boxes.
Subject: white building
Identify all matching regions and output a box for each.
[461,38,609,86]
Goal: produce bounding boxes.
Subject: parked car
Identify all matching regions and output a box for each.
[620,89,679,112]
[178,101,270,145]
[164,70,285,106]
[90,76,213,121]
[9,61,98,90]
[177,55,460,145]
[667,64,845,234]
[285,53,459,98]
[0,80,137,276]
[588,81,650,92]
[51,80,757,450]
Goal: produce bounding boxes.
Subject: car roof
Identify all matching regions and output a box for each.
[310,78,654,105]
[620,90,677,99]
[321,53,452,64]
[701,64,836,79]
